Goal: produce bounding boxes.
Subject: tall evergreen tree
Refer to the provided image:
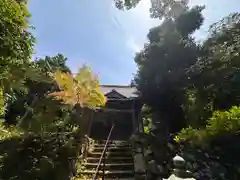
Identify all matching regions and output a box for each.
[133,5,204,132]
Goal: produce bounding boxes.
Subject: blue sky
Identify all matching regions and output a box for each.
[29,0,240,85]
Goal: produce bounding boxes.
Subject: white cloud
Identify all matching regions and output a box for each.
[109,0,159,52]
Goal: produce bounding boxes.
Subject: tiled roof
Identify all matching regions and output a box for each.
[100,85,139,98]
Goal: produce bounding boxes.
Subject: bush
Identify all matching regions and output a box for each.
[177,106,240,144]
[0,132,78,180]
[176,106,240,179]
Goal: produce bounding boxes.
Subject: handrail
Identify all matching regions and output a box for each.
[92,123,115,180]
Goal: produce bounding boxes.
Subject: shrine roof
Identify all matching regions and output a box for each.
[100,85,139,99]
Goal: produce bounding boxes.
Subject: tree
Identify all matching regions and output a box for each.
[0,0,35,92]
[49,65,106,138]
[115,0,189,19]
[5,54,71,125]
[49,65,106,109]
[133,6,204,133]
[0,62,105,179]
[0,0,36,124]
[0,1,106,179]
[189,13,240,110]
[48,64,106,139]
[130,5,205,177]
[0,0,34,61]
[48,65,107,169]
[35,54,71,74]
[173,13,240,179]
[179,13,240,128]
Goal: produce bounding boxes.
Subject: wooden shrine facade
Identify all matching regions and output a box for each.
[89,85,143,140]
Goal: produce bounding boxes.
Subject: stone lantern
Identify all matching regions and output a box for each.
[164,155,195,180]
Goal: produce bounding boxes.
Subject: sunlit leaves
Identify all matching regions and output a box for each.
[177,106,240,145]
[49,65,106,109]
[0,0,35,94]
[0,0,35,61]
[0,122,22,141]
[0,88,5,118]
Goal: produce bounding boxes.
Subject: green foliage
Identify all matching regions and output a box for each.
[142,105,152,134]
[115,0,189,19]
[0,3,100,174]
[189,13,240,110]
[0,134,78,180]
[1,62,94,179]
[207,106,240,135]
[0,0,239,179]
[175,5,205,36]
[134,6,204,133]
[0,0,34,60]
[0,0,35,92]
[35,54,71,74]
[133,3,240,179]
[177,106,240,179]
[178,106,240,144]
[181,88,213,127]
[2,58,106,179]
[174,13,240,180]
[0,122,22,140]
[0,1,102,179]
[1,88,80,179]
[0,88,5,118]
[5,54,71,125]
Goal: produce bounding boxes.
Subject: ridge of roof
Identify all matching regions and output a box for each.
[100,85,138,98]
[101,85,133,88]
[105,89,127,98]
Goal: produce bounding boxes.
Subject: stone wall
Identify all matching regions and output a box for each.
[131,132,165,180]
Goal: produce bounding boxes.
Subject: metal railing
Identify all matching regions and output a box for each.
[92,123,115,180]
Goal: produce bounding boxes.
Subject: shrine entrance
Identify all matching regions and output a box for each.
[88,85,143,141]
[90,111,133,140]
[82,85,143,179]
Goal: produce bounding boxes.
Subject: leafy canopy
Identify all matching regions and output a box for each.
[49,65,106,109]
[177,106,240,145]
[133,5,204,132]
[0,0,35,93]
[115,0,189,19]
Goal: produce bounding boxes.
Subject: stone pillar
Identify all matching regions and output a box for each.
[131,133,147,180]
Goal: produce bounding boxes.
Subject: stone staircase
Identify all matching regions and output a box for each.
[80,140,134,180]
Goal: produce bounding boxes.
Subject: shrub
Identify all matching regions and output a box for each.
[176,106,240,179]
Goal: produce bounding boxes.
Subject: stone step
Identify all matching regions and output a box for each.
[83,162,134,170]
[80,140,134,179]
[86,157,133,164]
[94,140,131,148]
[96,140,130,144]
[81,170,134,178]
[94,144,131,148]
[87,151,132,158]
[93,146,131,153]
